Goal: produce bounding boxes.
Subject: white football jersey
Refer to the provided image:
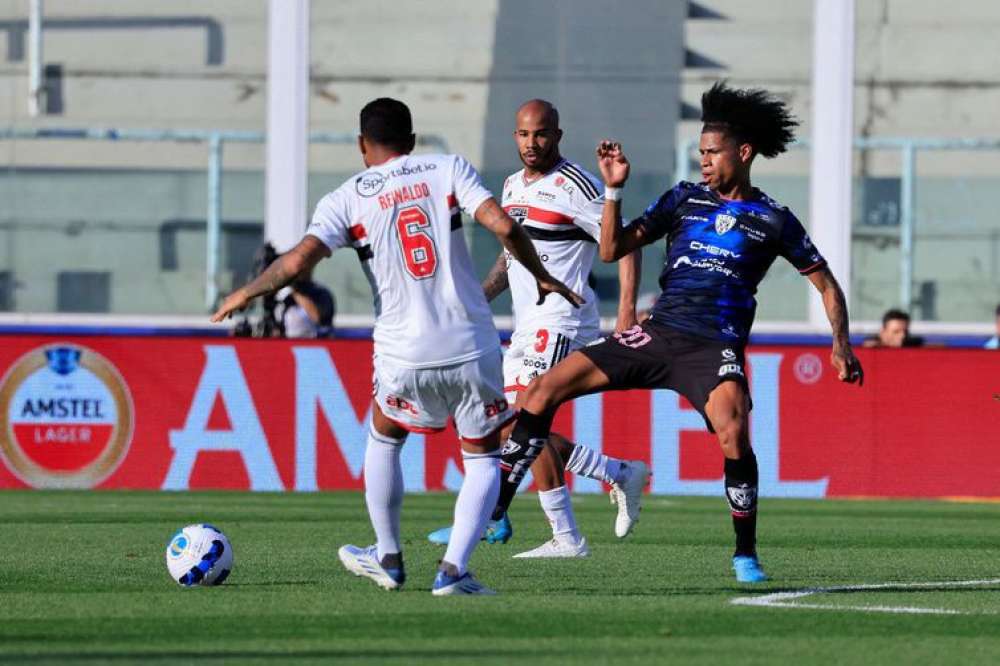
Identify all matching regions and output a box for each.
[308,153,500,368]
[501,158,604,334]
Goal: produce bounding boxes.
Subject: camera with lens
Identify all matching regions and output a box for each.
[232,242,284,338]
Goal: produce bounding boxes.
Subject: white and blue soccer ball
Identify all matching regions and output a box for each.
[165,524,233,587]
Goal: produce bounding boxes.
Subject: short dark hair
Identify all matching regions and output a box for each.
[995,303,1000,317]
[701,81,798,158]
[882,308,911,327]
[359,98,413,149]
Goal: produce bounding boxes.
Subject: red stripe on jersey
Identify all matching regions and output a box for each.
[503,205,574,226]
[447,194,457,208]
[349,224,367,241]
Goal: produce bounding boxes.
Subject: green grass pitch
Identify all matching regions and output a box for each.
[2,490,1000,665]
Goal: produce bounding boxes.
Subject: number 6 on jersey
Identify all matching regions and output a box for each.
[395,205,438,279]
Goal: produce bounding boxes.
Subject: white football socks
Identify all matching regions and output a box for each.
[538,485,580,542]
[363,428,406,561]
[443,450,501,576]
[566,443,627,485]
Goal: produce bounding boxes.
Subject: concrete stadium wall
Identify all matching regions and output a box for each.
[0,1,997,321]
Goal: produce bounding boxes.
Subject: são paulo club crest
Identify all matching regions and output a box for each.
[0,344,134,488]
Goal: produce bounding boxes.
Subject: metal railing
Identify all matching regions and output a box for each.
[0,127,450,310]
[675,136,1000,312]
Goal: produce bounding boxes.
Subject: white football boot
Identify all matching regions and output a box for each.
[610,460,650,538]
[513,535,590,559]
[337,544,405,591]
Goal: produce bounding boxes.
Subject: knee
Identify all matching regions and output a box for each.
[521,375,559,414]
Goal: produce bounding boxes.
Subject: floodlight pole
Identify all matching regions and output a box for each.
[808,0,855,331]
[266,0,310,252]
[28,0,44,117]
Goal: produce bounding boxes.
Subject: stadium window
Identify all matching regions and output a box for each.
[57,271,110,313]
[0,271,13,311]
[224,222,264,281]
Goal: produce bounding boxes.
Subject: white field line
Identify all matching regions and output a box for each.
[731,578,1000,616]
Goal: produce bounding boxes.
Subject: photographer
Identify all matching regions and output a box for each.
[277,265,335,338]
[232,242,335,338]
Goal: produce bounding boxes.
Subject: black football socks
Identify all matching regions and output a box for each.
[724,450,759,557]
[491,409,553,521]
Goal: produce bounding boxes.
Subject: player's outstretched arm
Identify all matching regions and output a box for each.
[210,236,329,322]
[807,267,864,386]
[481,251,509,302]
[615,250,642,332]
[474,198,584,308]
[595,140,650,262]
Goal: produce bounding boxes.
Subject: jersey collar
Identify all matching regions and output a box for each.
[520,158,567,188]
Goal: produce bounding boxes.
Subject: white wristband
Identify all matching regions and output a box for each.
[604,186,622,202]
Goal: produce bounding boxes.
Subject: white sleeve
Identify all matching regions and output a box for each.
[306,189,352,251]
[573,188,604,242]
[451,155,494,215]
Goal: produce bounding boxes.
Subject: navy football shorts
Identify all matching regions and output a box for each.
[579,319,750,433]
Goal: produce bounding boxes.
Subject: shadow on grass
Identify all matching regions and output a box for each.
[0,648,536,663]
[577,586,731,597]
[225,581,319,587]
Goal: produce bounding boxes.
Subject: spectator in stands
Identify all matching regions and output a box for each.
[985,304,1000,350]
[277,266,335,338]
[863,308,924,348]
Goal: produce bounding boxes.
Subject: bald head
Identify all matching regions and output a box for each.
[514,99,562,174]
[517,99,560,128]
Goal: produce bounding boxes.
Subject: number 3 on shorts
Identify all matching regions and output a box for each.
[534,328,549,352]
[395,205,438,279]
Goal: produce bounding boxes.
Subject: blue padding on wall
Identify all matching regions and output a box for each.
[0,323,991,349]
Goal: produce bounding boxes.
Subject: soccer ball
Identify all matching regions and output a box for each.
[165,524,233,587]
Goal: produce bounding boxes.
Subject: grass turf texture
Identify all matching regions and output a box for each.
[2,491,999,665]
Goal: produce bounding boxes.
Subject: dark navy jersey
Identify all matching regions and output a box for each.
[636,181,825,342]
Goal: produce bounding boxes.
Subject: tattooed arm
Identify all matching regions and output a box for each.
[482,251,510,303]
[211,236,329,322]
[807,267,864,385]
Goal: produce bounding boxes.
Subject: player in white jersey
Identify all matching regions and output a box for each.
[212,98,582,595]
[427,100,651,558]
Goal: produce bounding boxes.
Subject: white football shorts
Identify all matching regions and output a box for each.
[373,350,513,442]
[502,326,600,403]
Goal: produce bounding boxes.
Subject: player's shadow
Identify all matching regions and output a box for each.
[0,649,537,663]
[225,580,317,587]
[569,585,725,597]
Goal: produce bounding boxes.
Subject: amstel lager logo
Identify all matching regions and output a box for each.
[0,344,134,488]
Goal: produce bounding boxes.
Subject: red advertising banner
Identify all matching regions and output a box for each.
[1,336,998,498]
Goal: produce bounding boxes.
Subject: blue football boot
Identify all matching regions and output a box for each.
[485,513,513,544]
[432,567,496,596]
[732,554,769,583]
[426,512,513,545]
